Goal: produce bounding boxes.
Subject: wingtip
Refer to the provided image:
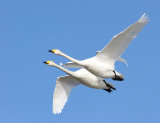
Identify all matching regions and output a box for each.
[53,110,62,115]
[138,13,150,23]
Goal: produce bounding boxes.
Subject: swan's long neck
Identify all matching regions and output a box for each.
[52,64,76,77]
[60,52,84,66]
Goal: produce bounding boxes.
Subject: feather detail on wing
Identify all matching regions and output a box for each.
[96,13,149,64]
[53,75,79,114]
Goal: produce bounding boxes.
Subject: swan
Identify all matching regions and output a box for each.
[43,60,115,114]
[49,13,149,79]
[60,51,128,68]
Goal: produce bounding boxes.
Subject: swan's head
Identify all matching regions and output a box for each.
[43,60,56,66]
[48,49,62,55]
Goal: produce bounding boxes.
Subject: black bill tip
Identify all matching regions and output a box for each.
[43,61,47,64]
[48,50,52,52]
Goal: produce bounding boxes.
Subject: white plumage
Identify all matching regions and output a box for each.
[96,13,149,63]
[45,13,149,114]
[62,51,128,68]
[53,75,79,114]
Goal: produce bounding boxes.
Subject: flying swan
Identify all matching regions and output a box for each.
[61,51,128,69]
[49,13,149,80]
[43,60,115,114]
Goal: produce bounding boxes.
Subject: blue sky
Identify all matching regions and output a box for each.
[1,0,160,122]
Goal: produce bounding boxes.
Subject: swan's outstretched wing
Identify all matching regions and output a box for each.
[97,51,128,66]
[96,13,149,63]
[53,75,79,114]
[62,62,83,68]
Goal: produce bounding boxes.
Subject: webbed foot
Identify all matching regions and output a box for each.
[103,89,113,93]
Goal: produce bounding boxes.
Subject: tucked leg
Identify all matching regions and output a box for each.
[103,80,116,90]
[102,80,116,93]
[112,70,124,81]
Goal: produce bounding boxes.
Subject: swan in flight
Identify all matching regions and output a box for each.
[49,13,149,79]
[43,60,115,114]
[60,51,128,69]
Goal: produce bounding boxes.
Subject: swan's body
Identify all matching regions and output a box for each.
[43,60,115,114]
[49,13,149,78]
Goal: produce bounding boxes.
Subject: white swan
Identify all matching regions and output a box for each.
[43,60,115,114]
[49,13,149,79]
[61,51,128,68]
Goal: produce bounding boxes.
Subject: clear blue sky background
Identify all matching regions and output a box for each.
[1,0,160,123]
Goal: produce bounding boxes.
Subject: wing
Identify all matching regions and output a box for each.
[96,13,149,63]
[97,51,128,66]
[53,75,79,114]
[62,62,83,68]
